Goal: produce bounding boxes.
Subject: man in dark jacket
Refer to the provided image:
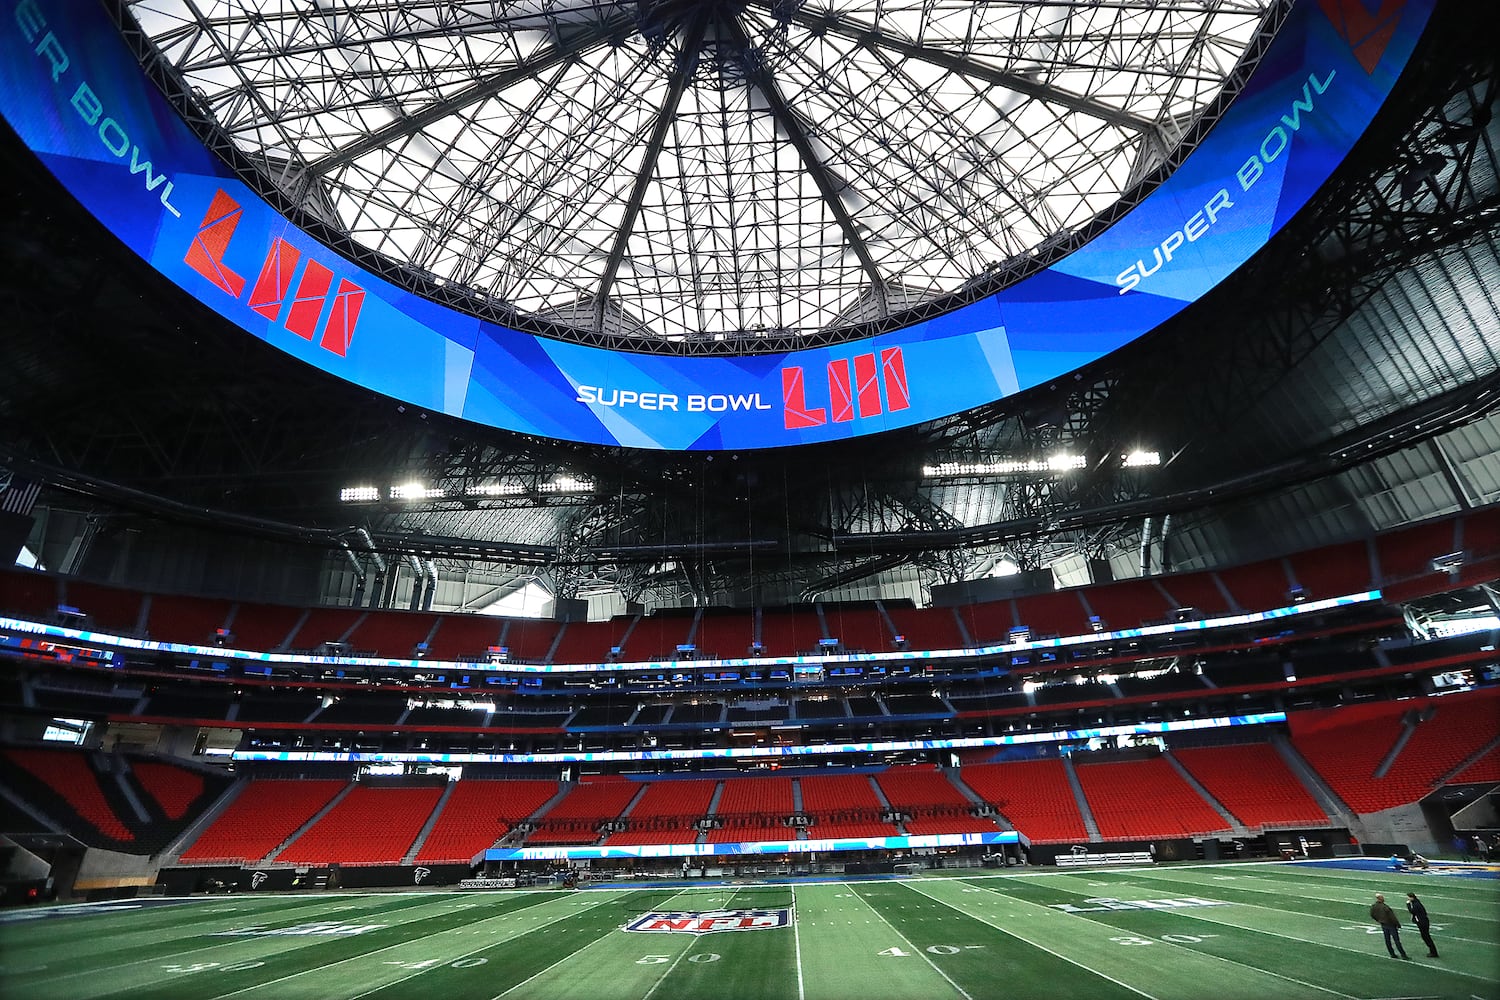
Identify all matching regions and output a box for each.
[1406,892,1438,957]
[1371,893,1410,959]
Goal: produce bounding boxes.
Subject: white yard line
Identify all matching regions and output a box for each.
[792,885,806,1000]
[205,891,625,1000]
[847,883,974,1000]
[902,880,1159,1000]
[487,918,623,1000]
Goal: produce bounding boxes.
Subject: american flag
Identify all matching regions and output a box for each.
[0,472,41,516]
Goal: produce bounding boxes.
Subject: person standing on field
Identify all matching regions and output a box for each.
[1406,892,1438,957]
[1370,893,1410,959]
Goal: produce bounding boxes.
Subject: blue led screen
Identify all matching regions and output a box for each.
[0,0,1431,450]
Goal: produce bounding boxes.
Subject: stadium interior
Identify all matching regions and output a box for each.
[0,0,1498,941]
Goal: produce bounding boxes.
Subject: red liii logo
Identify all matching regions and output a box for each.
[1317,0,1407,73]
[782,347,911,430]
[184,190,364,356]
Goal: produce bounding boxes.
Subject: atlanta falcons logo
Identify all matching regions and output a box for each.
[250,871,268,889]
[413,867,431,885]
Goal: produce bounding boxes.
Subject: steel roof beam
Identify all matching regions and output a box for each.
[594,11,712,330]
[305,12,636,178]
[720,17,888,309]
[763,3,1156,134]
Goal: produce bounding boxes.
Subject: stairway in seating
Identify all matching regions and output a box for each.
[1270,732,1353,825]
[1061,756,1101,841]
[160,779,246,862]
[402,780,458,865]
[263,782,355,863]
[1164,751,1249,836]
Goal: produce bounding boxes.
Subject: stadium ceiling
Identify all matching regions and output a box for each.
[118,0,1281,348]
[3,1,1497,610]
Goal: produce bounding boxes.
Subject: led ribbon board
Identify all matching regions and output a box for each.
[1,0,1431,450]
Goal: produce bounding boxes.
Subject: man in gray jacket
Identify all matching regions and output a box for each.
[1371,893,1410,959]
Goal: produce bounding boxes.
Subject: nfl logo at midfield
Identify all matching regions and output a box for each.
[625,909,792,935]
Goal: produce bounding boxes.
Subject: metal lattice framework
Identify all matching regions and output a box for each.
[120,0,1278,347]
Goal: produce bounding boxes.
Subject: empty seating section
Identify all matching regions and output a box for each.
[234,691,322,724]
[402,704,488,727]
[1378,518,1459,583]
[568,702,637,728]
[415,780,558,863]
[800,773,896,838]
[226,603,305,652]
[530,779,639,844]
[1172,744,1327,829]
[881,769,998,838]
[1013,591,1093,638]
[1452,744,1500,784]
[960,760,1088,843]
[287,608,364,650]
[706,815,791,843]
[883,693,949,716]
[876,766,973,815]
[1075,757,1230,840]
[958,600,1014,644]
[1289,691,1496,812]
[799,774,882,813]
[670,702,723,725]
[314,694,407,725]
[63,581,143,634]
[1287,541,1370,600]
[142,687,233,720]
[708,776,793,842]
[628,614,693,661]
[550,619,632,664]
[1216,558,1292,612]
[145,595,233,645]
[795,698,846,719]
[179,779,346,863]
[757,610,819,656]
[608,778,716,844]
[1083,579,1173,630]
[693,612,756,658]
[1155,571,1232,617]
[885,606,964,651]
[346,611,436,657]
[423,615,503,661]
[498,619,559,662]
[5,509,1498,677]
[279,785,443,865]
[0,568,58,618]
[1288,701,1410,813]
[3,748,134,842]
[1375,689,1500,803]
[822,607,891,652]
[622,778,717,823]
[132,760,206,820]
[1461,505,1500,555]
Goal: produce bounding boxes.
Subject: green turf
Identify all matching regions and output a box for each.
[1,864,1496,999]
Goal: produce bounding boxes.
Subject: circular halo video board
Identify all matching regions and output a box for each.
[0,0,1432,450]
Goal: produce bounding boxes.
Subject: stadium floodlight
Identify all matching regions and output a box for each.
[465,482,527,497]
[921,456,1085,477]
[390,483,444,500]
[339,486,381,502]
[1047,453,1086,471]
[539,476,595,494]
[1121,450,1161,468]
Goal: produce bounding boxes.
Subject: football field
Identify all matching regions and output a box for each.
[1,864,1496,1000]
